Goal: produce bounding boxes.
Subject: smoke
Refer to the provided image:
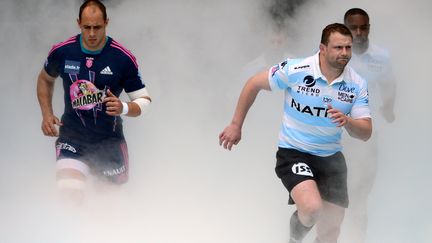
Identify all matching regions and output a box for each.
[0,0,431,243]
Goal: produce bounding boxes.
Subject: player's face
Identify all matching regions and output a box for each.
[320,32,352,70]
[78,6,108,51]
[345,14,369,47]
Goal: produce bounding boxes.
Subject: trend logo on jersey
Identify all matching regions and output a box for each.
[70,80,105,110]
[296,75,321,96]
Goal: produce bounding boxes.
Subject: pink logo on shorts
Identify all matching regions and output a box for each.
[70,80,105,110]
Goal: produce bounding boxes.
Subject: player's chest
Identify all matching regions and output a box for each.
[289,76,359,111]
[61,56,122,87]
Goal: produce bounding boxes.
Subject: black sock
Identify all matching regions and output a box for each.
[289,211,313,243]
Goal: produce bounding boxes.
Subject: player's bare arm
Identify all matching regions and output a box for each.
[37,68,62,137]
[219,70,270,150]
[327,104,371,141]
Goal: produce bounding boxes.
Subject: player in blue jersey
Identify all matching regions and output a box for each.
[219,23,372,243]
[341,8,397,243]
[36,0,151,204]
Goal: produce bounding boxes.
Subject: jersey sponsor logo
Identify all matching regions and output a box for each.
[70,80,105,110]
[56,142,77,153]
[100,66,113,75]
[291,97,329,117]
[337,83,356,103]
[294,64,310,70]
[296,75,321,96]
[338,83,356,93]
[103,165,126,176]
[337,92,355,103]
[64,60,80,74]
[292,162,314,177]
[303,75,316,87]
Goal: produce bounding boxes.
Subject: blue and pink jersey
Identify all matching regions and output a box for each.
[268,53,371,156]
[45,34,145,141]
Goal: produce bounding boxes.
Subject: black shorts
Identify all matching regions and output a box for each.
[55,136,129,184]
[275,148,348,208]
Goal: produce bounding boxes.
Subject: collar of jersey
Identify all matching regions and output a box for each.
[313,52,347,85]
[80,35,108,55]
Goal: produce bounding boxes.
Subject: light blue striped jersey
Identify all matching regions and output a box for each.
[268,52,371,157]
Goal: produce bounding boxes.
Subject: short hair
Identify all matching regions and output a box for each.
[344,8,369,23]
[320,23,353,45]
[79,0,107,21]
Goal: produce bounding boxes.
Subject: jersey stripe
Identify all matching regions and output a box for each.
[110,41,138,68]
[48,36,77,56]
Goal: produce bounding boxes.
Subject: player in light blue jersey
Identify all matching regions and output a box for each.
[219,23,372,243]
[341,8,397,243]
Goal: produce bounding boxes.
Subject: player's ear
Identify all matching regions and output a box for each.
[77,18,81,27]
[319,43,325,52]
[105,18,109,26]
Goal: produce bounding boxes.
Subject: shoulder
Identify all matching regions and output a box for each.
[344,66,367,86]
[367,42,391,60]
[48,35,79,56]
[284,54,316,74]
[107,37,139,68]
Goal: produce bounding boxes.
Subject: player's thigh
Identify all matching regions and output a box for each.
[91,138,129,184]
[275,148,322,211]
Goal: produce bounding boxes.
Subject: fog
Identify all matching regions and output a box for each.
[0,0,431,243]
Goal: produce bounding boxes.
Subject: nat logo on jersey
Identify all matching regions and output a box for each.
[292,162,313,177]
[70,80,105,110]
[291,98,329,117]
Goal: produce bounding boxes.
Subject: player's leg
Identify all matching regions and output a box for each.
[55,139,90,205]
[289,180,323,243]
[92,138,129,188]
[314,201,345,243]
[275,148,322,243]
[56,158,89,205]
[312,151,349,243]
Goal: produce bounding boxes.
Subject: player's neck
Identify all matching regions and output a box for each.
[319,57,343,84]
[80,35,108,54]
[353,41,369,55]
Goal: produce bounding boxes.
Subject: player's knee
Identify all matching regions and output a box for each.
[299,201,323,226]
[56,178,86,205]
[56,159,89,205]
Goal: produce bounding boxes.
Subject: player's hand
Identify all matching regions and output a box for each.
[41,114,62,137]
[103,89,123,116]
[327,104,348,127]
[219,124,241,151]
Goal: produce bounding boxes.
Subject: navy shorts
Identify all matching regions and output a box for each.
[55,136,129,184]
[275,148,349,208]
